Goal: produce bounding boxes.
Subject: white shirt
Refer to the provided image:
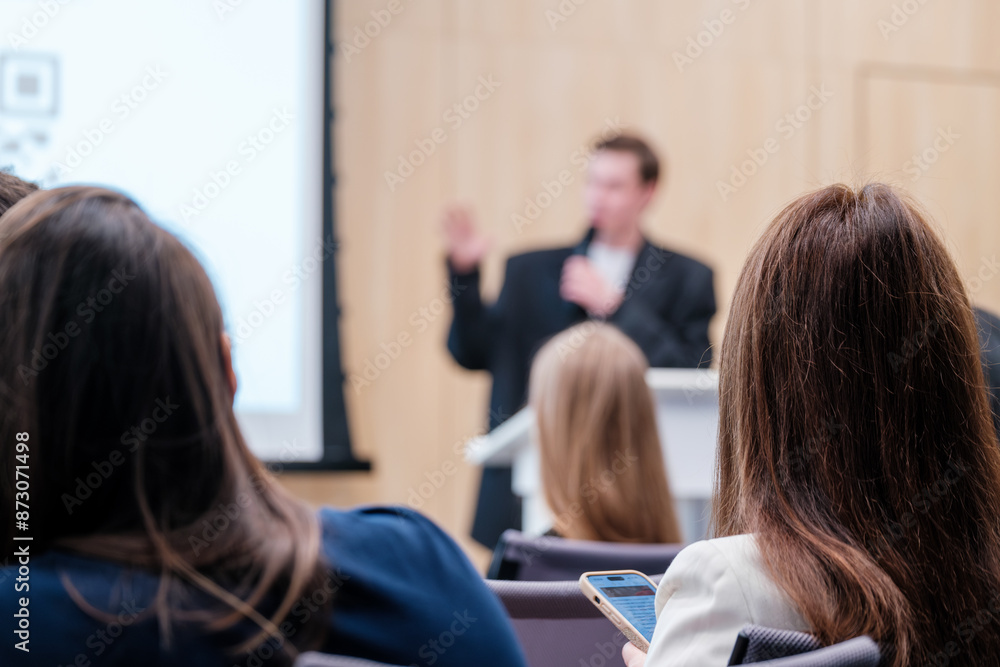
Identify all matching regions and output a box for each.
[586,240,637,293]
[645,534,810,666]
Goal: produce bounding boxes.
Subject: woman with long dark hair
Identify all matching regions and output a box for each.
[0,186,527,666]
[630,183,1000,666]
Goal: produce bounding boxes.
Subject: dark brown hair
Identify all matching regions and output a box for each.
[713,182,1000,666]
[594,133,660,185]
[0,187,329,662]
[0,170,39,216]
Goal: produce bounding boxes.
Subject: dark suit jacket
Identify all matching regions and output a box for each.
[446,227,716,546]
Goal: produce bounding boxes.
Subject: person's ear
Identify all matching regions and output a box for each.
[637,182,657,210]
[220,332,238,403]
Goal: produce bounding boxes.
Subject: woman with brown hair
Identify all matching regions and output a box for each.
[530,321,682,544]
[0,186,527,666]
[628,183,1000,666]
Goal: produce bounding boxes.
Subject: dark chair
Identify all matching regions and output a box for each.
[728,624,880,666]
[487,529,684,581]
[485,577,661,667]
[294,652,405,667]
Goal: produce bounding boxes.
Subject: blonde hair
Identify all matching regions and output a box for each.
[529,322,681,543]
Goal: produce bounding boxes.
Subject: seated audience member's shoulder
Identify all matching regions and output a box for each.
[658,534,758,595]
[316,504,478,579]
[658,534,807,631]
[314,505,528,667]
[680,533,757,566]
[645,535,808,666]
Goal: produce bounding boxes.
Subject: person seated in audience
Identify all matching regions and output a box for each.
[974,306,1000,440]
[623,183,1000,667]
[0,169,38,215]
[530,321,682,543]
[0,186,528,667]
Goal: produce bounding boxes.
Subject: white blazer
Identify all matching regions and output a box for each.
[644,534,811,666]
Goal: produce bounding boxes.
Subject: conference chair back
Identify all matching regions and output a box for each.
[487,529,683,581]
[486,577,662,667]
[728,624,880,667]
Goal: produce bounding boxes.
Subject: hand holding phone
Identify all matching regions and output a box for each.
[579,570,658,653]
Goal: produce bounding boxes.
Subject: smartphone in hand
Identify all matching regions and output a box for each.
[579,570,658,653]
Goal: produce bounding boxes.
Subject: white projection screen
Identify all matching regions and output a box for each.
[0,1,340,465]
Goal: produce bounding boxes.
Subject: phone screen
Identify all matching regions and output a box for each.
[587,573,658,641]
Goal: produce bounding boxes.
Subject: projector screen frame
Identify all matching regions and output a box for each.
[271,0,369,473]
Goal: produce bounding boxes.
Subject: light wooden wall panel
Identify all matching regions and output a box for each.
[277,0,1000,569]
[863,71,1000,310]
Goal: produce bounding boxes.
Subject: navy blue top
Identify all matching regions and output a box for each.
[0,505,528,666]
